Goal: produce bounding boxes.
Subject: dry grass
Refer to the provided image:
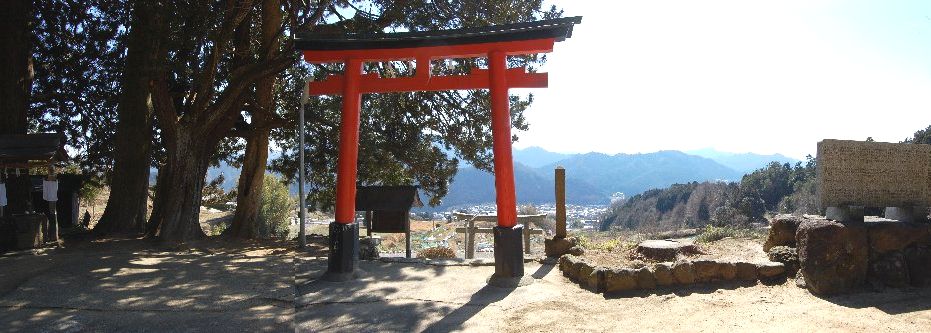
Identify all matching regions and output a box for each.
[417,246,456,259]
[576,229,768,268]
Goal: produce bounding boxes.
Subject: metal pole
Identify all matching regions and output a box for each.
[298,77,310,249]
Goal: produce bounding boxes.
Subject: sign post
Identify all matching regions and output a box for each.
[298,77,310,249]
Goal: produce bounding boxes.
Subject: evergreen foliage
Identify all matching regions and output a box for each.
[257,174,294,239]
[601,155,820,231]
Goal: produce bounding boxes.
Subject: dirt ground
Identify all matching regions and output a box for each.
[297,258,931,332]
[583,237,771,268]
[2,238,931,332]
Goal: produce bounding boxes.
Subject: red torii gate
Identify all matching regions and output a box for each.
[297,17,581,284]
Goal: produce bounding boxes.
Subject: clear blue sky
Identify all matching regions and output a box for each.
[512,0,931,159]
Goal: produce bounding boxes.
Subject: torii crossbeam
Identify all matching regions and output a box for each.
[296,17,581,283]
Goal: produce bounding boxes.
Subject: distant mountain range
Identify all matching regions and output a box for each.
[431,149,745,209]
[512,146,571,168]
[436,162,607,209]
[193,146,798,210]
[687,148,798,174]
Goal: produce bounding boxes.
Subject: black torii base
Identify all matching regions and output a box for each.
[322,222,359,282]
[488,225,533,287]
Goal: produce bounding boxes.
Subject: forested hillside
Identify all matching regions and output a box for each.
[601,157,818,231]
[602,125,931,232]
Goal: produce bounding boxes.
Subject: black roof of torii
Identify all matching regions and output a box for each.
[295,16,582,51]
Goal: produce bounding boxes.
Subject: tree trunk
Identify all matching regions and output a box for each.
[95,0,162,236]
[225,0,281,239]
[146,162,167,237]
[0,0,31,135]
[0,0,33,220]
[225,129,270,238]
[147,131,215,243]
[146,0,292,243]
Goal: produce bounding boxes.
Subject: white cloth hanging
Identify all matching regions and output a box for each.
[0,182,7,207]
[43,180,58,202]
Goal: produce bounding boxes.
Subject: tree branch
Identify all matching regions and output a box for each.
[190,0,256,117]
[203,54,296,138]
[151,77,180,147]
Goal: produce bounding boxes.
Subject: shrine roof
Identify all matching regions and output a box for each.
[355,185,423,211]
[296,16,582,51]
[0,133,67,164]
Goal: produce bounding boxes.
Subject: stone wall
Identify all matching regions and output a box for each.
[817,139,931,208]
[767,214,931,295]
[558,255,786,293]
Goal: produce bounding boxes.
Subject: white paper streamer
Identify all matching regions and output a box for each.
[43,180,58,202]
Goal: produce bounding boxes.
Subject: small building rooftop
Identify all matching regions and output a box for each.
[0,133,67,166]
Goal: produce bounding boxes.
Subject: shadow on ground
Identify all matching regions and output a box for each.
[295,258,454,332]
[0,237,295,332]
[296,258,555,332]
[601,279,764,299]
[6,236,931,332]
[816,287,931,315]
[419,264,554,332]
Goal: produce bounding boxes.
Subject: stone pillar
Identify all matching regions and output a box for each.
[825,206,864,223]
[545,166,577,257]
[488,225,532,287]
[465,219,475,259]
[322,222,359,282]
[555,166,566,238]
[523,221,531,254]
[884,206,928,223]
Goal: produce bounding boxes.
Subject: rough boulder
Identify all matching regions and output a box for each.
[796,219,868,295]
[763,214,803,252]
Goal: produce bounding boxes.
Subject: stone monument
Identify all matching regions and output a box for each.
[817,139,931,222]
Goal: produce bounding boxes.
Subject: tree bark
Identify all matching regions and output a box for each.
[146,0,293,244]
[0,0,31,135]
[225,129,270,238]
[0,0,33,220]
[95,0,162,236]
[147,130,216,243]
[225,0,282,239]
